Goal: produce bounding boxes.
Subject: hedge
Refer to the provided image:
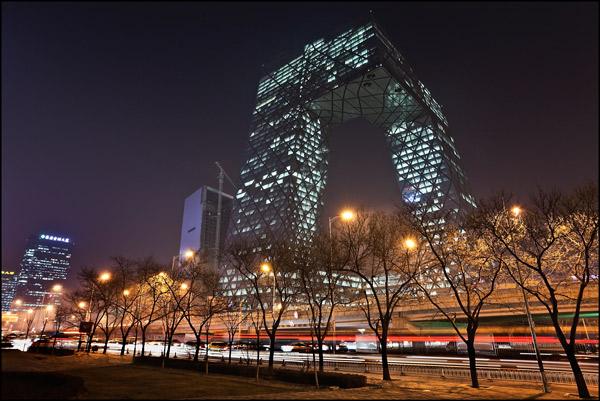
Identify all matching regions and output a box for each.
[2,371,85,399]
[26,347,75,356]
[133,356,367,388]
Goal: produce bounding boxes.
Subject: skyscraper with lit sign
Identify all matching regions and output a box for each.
[229,15,475,245]
[12,234,73,311]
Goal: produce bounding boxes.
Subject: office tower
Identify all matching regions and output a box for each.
[12,234,72,311]
[179,185,234,261]
[230,16,475,245]
[1,270,19,312]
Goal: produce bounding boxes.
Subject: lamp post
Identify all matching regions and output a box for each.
[511,206,549,393]
[261,263,275,316]
[84,273,110,352]
[328,210,354,354]
[37,284,62,334]
[25,309,34,340]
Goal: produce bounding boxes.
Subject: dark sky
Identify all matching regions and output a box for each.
[2,2,598,292]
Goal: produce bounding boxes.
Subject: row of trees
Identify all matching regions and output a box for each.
[56,183,597,398]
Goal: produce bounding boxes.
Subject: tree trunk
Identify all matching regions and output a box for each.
[466,339,480,389]
[379,321,392,380]
[380,339,391,381]
[256,332,260,383]
[268,333,276,368]
[556,334,591,399]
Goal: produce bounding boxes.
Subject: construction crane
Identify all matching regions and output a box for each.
[214,162,237,269]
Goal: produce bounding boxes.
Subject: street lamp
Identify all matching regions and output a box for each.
[83,272,110,352]
[172,250,195,271]
[261,263,275,315]
[328,210,355,240]
[328,210,354,354]
[511,206,549,393]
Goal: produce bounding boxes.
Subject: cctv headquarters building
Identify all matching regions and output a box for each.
[229,15,475,247]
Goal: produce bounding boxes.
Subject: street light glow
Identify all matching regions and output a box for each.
[512,206,521,217]
[405,239,416,249]
[185,250,194,258]
[181,283,188,290]
[341,210,354,220]
[46,305,53,311]
[78,302,86,308]
[123,290,130,296]
[261,263,270,273]
[100,273,110,281]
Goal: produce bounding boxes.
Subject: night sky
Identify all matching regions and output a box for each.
[2,2,598,292]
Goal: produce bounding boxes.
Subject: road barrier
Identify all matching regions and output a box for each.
[318,359,598,387]
[197,353,597,387]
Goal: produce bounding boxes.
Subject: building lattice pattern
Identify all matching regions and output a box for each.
[229,16,475,246]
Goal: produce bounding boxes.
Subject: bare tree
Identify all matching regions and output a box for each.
[51,304,70,353]
[135,257,169,357]
[295,229,357,372]
[24,309,35,340]
[401,203,504,389]
[225,238,300,368]
[178,251,225,363]
[220,292,246,364]
[477,184,598,399]
[339,209,422,381]
[109,256,139,355]
[243,294,264,381]
[76,267,108,353]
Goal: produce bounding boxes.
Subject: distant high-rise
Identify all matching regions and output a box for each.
[12,234,72,311]
[230,15,475,245]
[179,186,233,261]
[1,270,19,312]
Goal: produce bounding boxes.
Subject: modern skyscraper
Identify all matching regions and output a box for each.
[179,185,234,261]
[12,234,72,311]
[1,270,19,312]
[229,15,475,245]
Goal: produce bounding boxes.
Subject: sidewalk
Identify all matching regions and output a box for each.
[2,350,598,400]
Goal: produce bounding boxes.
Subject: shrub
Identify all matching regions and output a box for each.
[133,356,366,388]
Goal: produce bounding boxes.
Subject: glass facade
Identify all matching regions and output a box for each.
[229,16,475,246]
[12,234,72,311]
[179,185,234,261]
[1,270,19,312]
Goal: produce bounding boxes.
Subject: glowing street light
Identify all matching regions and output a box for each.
[405,239,416,249]
[100,273,110,281]
[328,209,354,354]
[260,263,276,314]
[510,206,549,393]
[329,210,355,239]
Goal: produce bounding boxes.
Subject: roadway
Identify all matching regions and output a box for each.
[11,338,597,375]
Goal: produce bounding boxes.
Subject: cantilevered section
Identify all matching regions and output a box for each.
[230,16,475,244]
